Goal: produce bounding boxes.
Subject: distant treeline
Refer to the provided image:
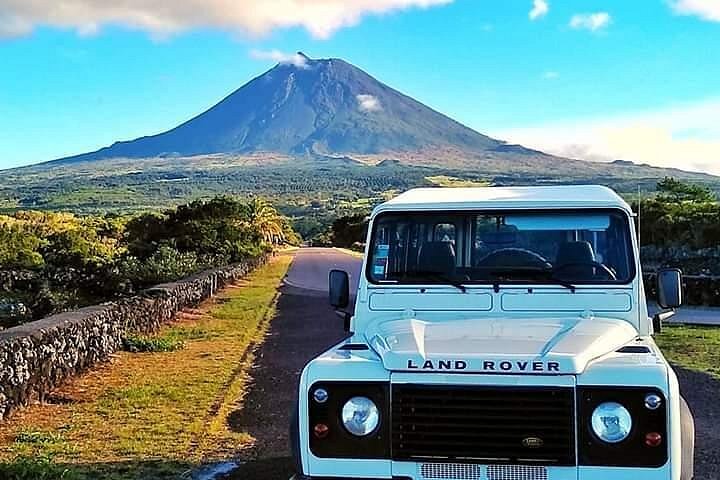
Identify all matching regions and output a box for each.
[0,197,298,327]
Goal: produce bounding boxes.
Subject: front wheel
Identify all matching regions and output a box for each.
[681,396,695,480]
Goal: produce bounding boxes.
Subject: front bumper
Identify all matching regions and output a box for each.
[296,462,674,480]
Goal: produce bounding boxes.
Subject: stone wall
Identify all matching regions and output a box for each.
[0,256,265,420]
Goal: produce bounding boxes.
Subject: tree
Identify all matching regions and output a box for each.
[657,177,716,203]
[0,222,44,269]
[638,178,720,248]
[330,214,369,248]
[245,198,286,245]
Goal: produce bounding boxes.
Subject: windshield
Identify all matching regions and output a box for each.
[367,210,635,285]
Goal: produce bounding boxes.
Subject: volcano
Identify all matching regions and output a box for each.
[56,53,538,162]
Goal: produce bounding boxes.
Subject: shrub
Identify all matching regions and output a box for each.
[118,246,202,287]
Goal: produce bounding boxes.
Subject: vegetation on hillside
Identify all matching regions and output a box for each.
[0,197,296,327]
[1,154,717,243]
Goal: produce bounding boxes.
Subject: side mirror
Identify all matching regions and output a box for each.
[657,268,683,310]
[329,269,350,309]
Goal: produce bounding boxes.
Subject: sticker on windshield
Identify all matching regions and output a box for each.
[374,245,389,278]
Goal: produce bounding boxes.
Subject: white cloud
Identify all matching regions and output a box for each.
[529,0,549,21]
[493,99,720,176]
[542,71,559,79]
[569,12,611,31]
[250,49,309,68]
[0,0,453,40]
[357,94,382,112]
[670,0,720,22]
[0,13,32,38]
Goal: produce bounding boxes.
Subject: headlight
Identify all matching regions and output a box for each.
[341,396,380,436]
[591,401,633,443]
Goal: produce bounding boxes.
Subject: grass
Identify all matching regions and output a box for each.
[0,454,81,480]
[0,255,293,479]
[656,324,720,378]
[121,334,185,353]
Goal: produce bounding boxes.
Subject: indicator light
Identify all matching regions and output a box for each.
[313,388,329,403]
[645,432,663,447]
[644,393,662,410]
[314,423,330,439]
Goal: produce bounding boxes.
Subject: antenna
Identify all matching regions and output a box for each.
[637,185,642,246]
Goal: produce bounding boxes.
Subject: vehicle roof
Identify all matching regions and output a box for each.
[374,185,633,214]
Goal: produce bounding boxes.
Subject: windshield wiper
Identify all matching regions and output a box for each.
[489,267,577,292]
[390,270,467,293]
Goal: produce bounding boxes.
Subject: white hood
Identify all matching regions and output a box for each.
[365,316,638,375]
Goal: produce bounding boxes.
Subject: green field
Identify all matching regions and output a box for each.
[657,324,720,378]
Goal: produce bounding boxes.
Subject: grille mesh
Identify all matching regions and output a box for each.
[392,385,575,465]
[419,464,549,480]
[487,465,548,480]
[420,463,483,480]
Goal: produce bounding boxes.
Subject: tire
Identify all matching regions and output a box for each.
[290,400,303,476]
[680,396,695,480]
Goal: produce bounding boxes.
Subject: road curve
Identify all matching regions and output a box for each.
[283,247,362,295]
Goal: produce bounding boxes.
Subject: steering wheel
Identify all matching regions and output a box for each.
[553,261,618,280]
[476,248,552,270]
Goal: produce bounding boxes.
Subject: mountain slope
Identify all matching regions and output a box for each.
[56,53,526,162]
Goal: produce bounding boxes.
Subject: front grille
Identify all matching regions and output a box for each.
[392,385,575,465]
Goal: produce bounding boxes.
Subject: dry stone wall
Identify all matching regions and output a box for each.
[0,257,265,420]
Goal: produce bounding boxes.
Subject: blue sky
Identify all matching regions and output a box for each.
[1,0,719,173]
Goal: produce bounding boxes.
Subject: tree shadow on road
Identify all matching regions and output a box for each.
[223,287,348,479]
[219,457,294,480]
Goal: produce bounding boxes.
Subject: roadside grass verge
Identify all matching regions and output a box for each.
[0,255,293,480]
[121,334,185,353]
[657,324,720,378]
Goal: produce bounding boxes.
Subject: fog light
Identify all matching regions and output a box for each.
[313,423,330,439]
[645,432,663,447]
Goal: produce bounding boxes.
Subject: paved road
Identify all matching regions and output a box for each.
[283,248,362,295]
[223,249,359,480]
[221,248,717,480]
[649,304,720,326]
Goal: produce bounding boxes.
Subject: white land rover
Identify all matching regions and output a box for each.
[291,186,695,480]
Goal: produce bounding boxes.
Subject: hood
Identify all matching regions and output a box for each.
[365,316,638,375]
